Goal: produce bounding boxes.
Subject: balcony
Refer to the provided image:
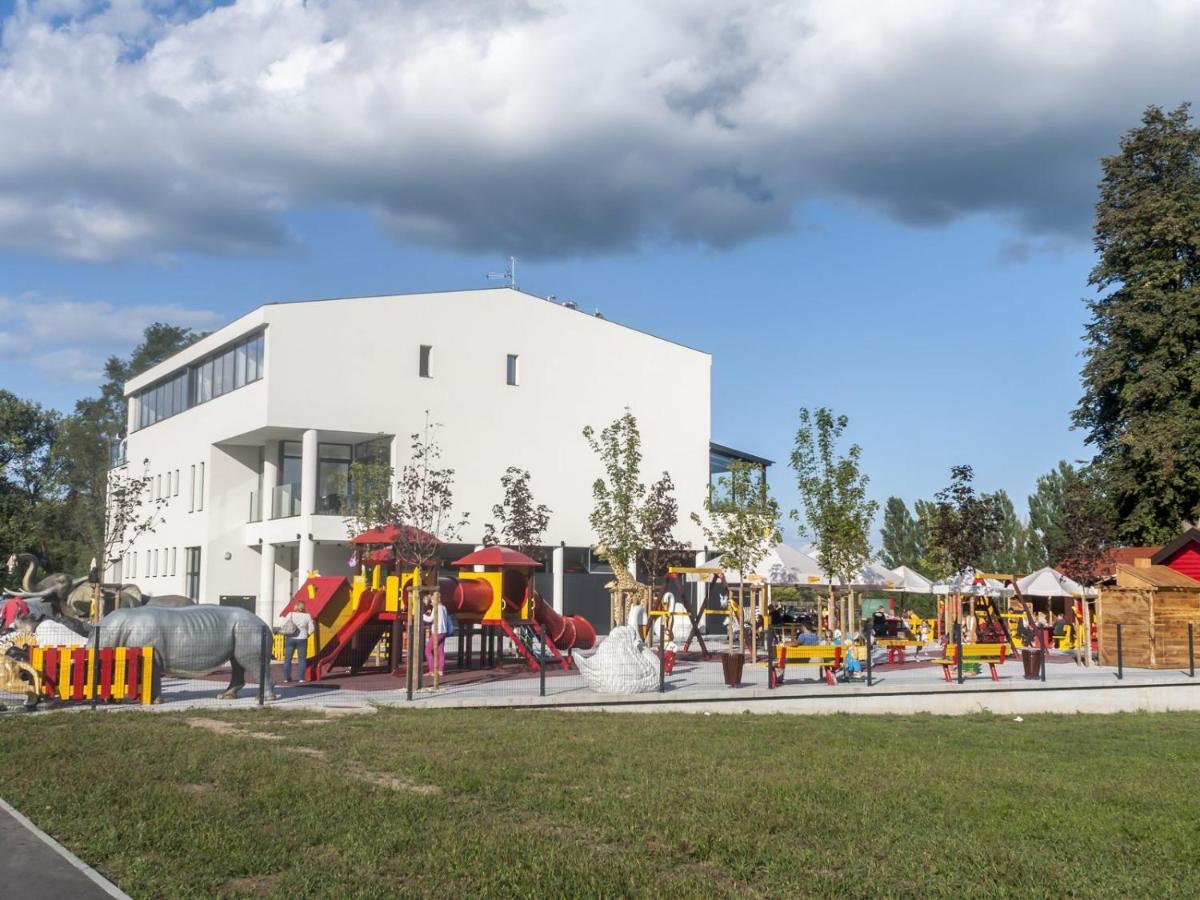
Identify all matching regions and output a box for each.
[271,484,302,519]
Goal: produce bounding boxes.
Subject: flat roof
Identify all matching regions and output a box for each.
[710,442,774,467]
[126,286,709,395]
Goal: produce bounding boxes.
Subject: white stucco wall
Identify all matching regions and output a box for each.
[119,288,714,607]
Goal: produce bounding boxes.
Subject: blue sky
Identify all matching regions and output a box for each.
[4,0,1192,541]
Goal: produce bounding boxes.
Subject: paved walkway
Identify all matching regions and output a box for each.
[0,799,128,899]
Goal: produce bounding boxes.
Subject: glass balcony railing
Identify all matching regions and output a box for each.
[271,484,301,519]
[248,491,262,523]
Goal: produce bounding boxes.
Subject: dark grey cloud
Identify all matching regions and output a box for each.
[0,0,1197,262]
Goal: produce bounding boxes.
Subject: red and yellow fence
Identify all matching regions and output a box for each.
[27,646,155,705]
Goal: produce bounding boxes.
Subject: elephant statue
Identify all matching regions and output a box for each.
[98,605,276,701]
[142,594,196,609]
[5,553,89,619]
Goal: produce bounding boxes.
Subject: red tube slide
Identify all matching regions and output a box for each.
[437,577,492,615]
[534,595,597,651]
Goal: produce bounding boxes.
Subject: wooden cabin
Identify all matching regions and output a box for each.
[1098,562,1200,668]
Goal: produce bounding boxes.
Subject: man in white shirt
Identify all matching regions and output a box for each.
[277,599,315,683]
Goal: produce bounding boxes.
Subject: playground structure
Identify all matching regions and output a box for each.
[274,533,597,684]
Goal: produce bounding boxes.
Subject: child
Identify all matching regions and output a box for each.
[842,640,863,681]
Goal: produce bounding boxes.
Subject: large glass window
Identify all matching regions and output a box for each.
[184,547,201,601]
[274,441,303,518]
[318,443,351,514]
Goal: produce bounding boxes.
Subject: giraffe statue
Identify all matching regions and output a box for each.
[596,543,651,629]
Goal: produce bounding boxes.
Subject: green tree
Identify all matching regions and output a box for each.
[1026,460,1076,569]
[980,489,1026,574]
[914,499,952,581]
[789,408,878,588]
[482,466,552,561]
[931,465,1004,575]
[582,409,646,575]
[1074,104,1200,543]
[880,496,924,570]
[0,390,62,581]
[1049,468,1114,586]
[692,459,781,644]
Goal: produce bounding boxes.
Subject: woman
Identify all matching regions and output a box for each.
[422,598,455,677]
[277,599,315,683]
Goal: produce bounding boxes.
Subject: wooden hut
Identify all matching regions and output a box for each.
[1097,562,1200,668]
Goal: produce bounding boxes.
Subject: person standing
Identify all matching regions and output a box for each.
[422,598,455,676]
[277,599,315,683]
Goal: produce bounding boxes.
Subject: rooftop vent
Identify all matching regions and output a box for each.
[563,300,577,310]
[594,310,605,319]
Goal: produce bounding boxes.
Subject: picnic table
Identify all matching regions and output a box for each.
[874,638,925,664]
[772,643,843,687]
[931,642,1008,682]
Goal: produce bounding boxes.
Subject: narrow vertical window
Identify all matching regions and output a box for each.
[170,548,177,577]
[174,469,180,496]
[189,465,196,512]
[197,462,205,511]
[506,354,519,386]
[131,552,137,578]
[156,474,162,499]
[419,345,432,378]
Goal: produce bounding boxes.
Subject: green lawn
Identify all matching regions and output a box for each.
[3,708,1199,898]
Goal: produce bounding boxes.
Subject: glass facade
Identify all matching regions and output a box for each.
[131,330,265,432]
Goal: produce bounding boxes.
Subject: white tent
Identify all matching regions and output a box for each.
[1017,566,1088,598]
[932,569,1012,598]
[891,565,934,593]
[852,561,906,590]
[720,542,826,585]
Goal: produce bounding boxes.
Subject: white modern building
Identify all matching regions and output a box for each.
[111,287,765,628]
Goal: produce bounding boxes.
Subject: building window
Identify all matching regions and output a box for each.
[317,443,352,514]
[152,549,158,577]
[129,330,264,433]
[130,552,137,579]
[189,465,196,512]
[174,469,180,497]
[588,547,613,575]
[506,354,519,386]
[162,548,169,577]
[156,474,162,500]
[170,548,177,577]
[419,345,432,378]
[197,462,205,511]
[184,547,201,601]
[275,441,303,518]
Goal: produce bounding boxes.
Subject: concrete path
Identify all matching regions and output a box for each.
[0,798,129,899]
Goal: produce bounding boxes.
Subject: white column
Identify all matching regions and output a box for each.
[552,544,565,614]
[298,429,318,576]
[300,430,318,517]
[262,439,279,519]
[257,544,276,621]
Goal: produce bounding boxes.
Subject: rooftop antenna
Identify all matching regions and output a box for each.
[487,256,517,290]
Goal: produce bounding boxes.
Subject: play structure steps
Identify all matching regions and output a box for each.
[497,620,570,672]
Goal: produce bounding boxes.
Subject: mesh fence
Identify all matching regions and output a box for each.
[2,614,1197,714]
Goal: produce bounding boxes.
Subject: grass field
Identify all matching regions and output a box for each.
[3,708,1200,898]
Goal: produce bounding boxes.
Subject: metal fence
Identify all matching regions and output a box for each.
[4,618,1198,715]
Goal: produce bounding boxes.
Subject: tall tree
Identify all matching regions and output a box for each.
[1075,104,1200,543]
[637,471,685,591]
[582,409,646,576]
[1049,468,1114,586]
[0,391,61,581]
[1026,461,1076,569]
[482,466,552,561]
[914,499,952,581]
[981,489,1026,574]
[931,465,1004,575]
[789,407,878,588]
[880,496,924,570]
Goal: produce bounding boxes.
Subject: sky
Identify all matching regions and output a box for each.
[1,0,1195,541]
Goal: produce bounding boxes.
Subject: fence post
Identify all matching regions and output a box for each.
[406,606,415,702]
[766,618,775,690]
[1116,623,1123,680]
[1189,623,1195,679]
[955,623,964,685]
[90,625,101,710]
[866,628,873,688]
[540,627,547,698]
[258,628,268,707]
[1039,627,1047,683]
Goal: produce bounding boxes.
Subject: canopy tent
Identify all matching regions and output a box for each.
[852,561,905,590]
[1016,566,1095,598]
[932,569,1012,598]
[719,543,825,585]
[891,565,934,593]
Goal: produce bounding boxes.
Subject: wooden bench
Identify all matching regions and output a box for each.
[772,643,843,686]
[932,642,1008,682]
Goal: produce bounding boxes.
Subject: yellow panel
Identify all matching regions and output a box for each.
[141,647,154,705]
[113,648,127,700]
[385,576,399,613]
[83,648,94,699]
[58,650,71,700]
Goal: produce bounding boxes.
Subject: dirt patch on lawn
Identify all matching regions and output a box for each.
[346,760,441,795]
[179,782,217,795]
[184,718,282,740]
[219,873,280,897]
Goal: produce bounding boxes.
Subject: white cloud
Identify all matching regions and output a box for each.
[0,294,219,384]
[1,0,1199,261]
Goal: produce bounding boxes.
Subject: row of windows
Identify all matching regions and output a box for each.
[132,331,264,431]
[122,546,202,600]
[418,345,521,386]
[149,463,204,512]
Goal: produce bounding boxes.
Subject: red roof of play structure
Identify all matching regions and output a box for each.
[280,576,349,619]
[1153,528,1200,581]
[352,524,439,546]
[452,547,543,569]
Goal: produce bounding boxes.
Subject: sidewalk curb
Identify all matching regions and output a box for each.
[0,797,131,899]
